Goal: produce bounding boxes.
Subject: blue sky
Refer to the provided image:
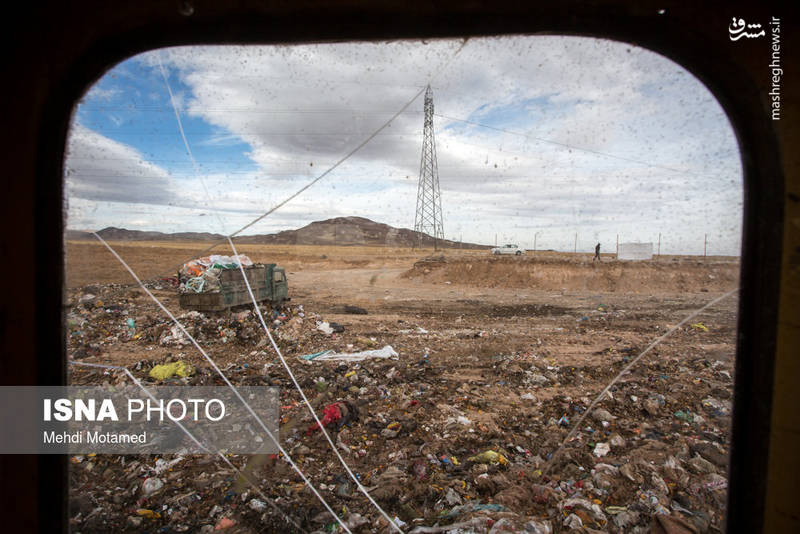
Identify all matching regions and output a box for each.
[65,37,743,255]
[76,60,258,177]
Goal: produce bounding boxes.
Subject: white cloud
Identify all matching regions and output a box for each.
[84,86,121,101]
[68,36,743,255]
[65,125,178,205]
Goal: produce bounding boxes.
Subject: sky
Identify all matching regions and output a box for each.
[65,36,743,255]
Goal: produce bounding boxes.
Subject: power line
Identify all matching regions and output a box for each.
[434,113,707,176]
[72,130,424,136]
[152,52,428,532]
[546,288,739,471]
[80,105,425,114]
[91,233,352,533]
[227,237,402,532]
[69,361,305,532]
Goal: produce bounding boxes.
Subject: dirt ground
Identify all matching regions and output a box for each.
[65,241,740,534]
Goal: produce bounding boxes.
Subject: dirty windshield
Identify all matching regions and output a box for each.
[64,37,740,532]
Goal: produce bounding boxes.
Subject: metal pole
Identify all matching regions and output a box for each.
[495,234,497,246]
[533,233,537,256]
[657,233,661,258]
[616,234,619,257]
[704,234,707,258]
[574,232,577,254]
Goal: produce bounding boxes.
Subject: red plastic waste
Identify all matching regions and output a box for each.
[306,402,344,435]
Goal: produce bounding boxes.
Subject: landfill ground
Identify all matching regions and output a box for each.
[65,241,740,534]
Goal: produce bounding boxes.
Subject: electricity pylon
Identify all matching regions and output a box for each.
[414,85,444,248]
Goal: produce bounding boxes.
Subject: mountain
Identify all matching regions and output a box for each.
[234,216,479,248]
[66,227,226,242]
[67,217,487,249]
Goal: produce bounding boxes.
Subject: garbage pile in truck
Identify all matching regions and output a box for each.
[178,254,254,294]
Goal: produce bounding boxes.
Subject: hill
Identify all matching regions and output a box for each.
[66,227,226,242]
[67,217,487,249]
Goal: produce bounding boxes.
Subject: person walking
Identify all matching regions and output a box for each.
[593,242,601,262]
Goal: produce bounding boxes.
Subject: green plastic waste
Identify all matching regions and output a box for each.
[149,361,194,380]
[468,450,508,465]
[674,410,694,423]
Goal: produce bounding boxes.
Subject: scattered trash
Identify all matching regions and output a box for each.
[248,499,267,512]
[381,421,403,439]
[306,401,355,435]
[300,345,399,362]
[690,322,708,332]
[316,321,335,335]
[522,519,552,534]
[563,513,583,528]
[674,410,694,423]
[409,518,489,533]
[593,408,615,421]
[608,433,626,448]
[701,397,731,416]
[643,393,666,414]
[344,513,369,529]
[141,477,164,495]
[441,502,505,519]
[149,361,194,380]
[651,513,698,534]
[301,350,333,361]
[444,487,462,506]
[355,336,376,347]
[65,277,736,533]
[593,442,610,457]
[468,450,508,465]
[330,322,345,333]
[154,456,184,473]
[215,517,236,530]
[135,509,161,519]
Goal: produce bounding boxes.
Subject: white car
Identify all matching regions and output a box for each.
[491,244,524,255]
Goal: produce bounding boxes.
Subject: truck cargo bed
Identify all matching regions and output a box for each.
[179,264,287,311]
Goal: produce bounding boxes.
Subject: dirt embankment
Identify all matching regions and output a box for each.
[403,256,740,293]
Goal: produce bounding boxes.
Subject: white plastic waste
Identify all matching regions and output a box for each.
[304,345,399,362]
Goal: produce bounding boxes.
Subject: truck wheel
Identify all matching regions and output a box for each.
[515,251,522,256]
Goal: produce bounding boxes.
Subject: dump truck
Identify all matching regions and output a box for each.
[178,259,289,312]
